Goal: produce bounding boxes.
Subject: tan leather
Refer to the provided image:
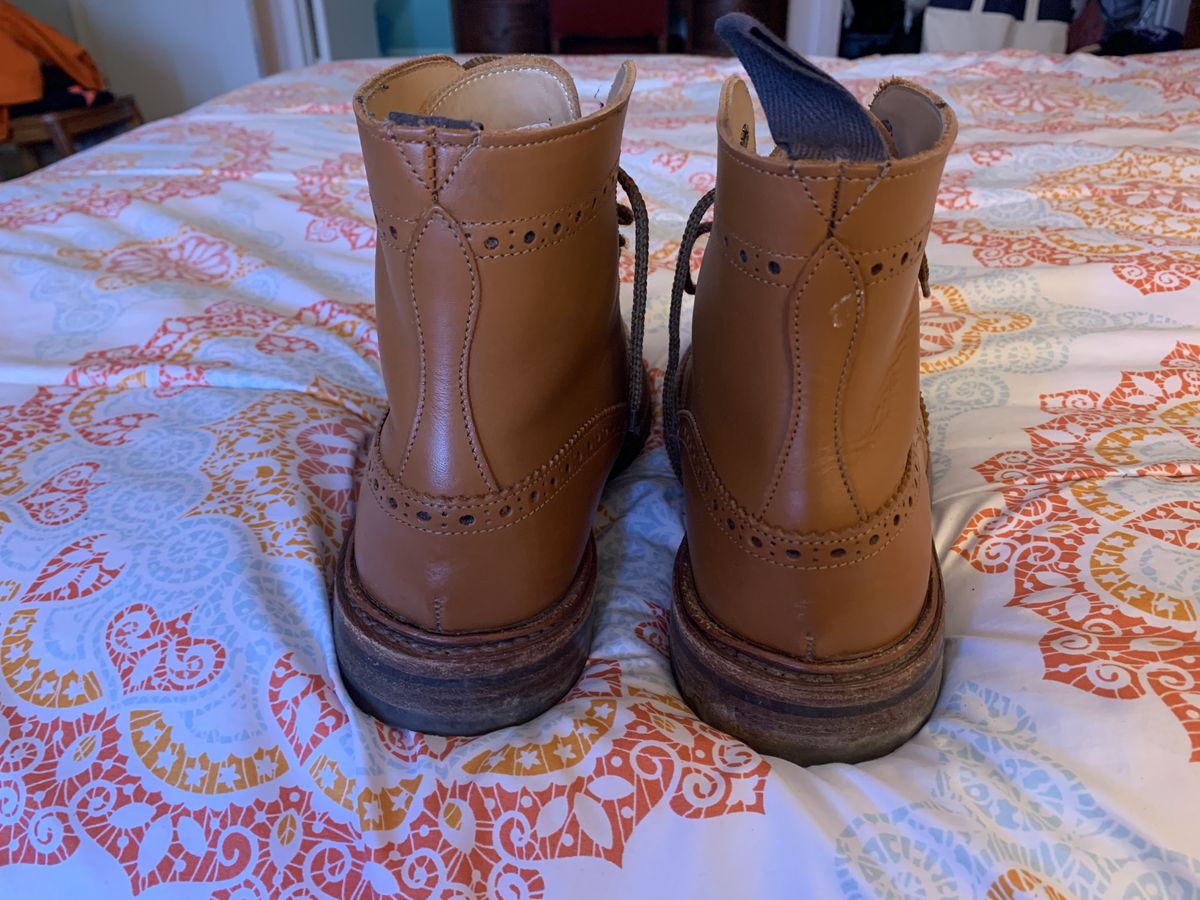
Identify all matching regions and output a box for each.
[681,76,956,660]
[351,56,635,632]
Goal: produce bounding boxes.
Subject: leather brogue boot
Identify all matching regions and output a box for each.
[665,16,957,764]
[335,56,651,734]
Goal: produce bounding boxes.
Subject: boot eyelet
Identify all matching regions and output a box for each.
[768,261,780,274]
[499,505,512,517]
[750,536,762,548]
[726,518,735,530]
[417,511,431,521]
[831,547,847,558]
[901,252,909,264]
[459,514,475,526]
[869,534,880,545]
[524,230,536,244]
[870,262,883,276]
[485,236,499,250]
[389,225,398,239]
[387,496,397,509]
[785,549,800,559]
[739,249,748,263]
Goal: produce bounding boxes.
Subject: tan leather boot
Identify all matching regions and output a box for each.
[665,17,957,764]
[335,56,650,734]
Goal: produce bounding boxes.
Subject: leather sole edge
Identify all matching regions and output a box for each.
[669,539,945,765]
[333,529,598,735]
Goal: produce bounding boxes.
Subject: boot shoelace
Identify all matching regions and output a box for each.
[659,187,930,479]
[617,167,651,444]
[663,188,716,478]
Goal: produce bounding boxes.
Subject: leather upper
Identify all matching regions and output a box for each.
[681,76,957,659]
[352,56,635,632]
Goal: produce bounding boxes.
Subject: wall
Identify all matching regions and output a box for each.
[376,0,453,55]
[9,0,77,40]
[66,0,265,120]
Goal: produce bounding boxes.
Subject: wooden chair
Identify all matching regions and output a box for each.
[7,96,143,175]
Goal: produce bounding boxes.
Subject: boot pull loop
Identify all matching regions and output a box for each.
[663,188,717,478]
[714,13,887,163]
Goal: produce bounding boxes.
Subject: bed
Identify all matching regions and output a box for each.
[1,49,1198,897]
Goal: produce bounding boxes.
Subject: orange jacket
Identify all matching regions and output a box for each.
[0,0,104,137]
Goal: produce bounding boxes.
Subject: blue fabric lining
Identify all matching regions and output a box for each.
[714,13,888,163]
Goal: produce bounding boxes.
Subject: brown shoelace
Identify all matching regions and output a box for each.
[617,167,651,444]
[663,188,715,478]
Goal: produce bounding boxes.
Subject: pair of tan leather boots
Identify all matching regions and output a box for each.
[333,16,957,765]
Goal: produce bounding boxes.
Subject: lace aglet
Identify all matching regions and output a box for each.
[919,253,931,299]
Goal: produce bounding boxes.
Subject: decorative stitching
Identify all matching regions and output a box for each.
[831,241,866,521]
[368,403,627,535]
[760,243,832,515]
[359,126,427,188]
[681,412,921,571]
[461,168,618,227]
[470,174,615,260]
[724,150,926,183]
[719,228,809,260]
[428,66,576,120]
[724,252,793,288]
[437,128,481,194]
[433,206,495,490]
[834,157,891,228]
[400,211,434,478]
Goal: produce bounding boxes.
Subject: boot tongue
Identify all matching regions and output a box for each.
[419,57,581,131]
[715,13,888,163]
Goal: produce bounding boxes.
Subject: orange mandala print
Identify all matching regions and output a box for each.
[933,146,1200,295]
[920,284,1032,374]
[58,226,266,290]
[955,341,1200,759]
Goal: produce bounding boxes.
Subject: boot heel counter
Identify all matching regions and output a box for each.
[680,412,932,659]
[353,405,626,632]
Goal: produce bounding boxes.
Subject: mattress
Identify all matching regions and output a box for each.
[1,49,1199,897]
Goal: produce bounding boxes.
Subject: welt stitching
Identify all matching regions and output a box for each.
[401,213,434,477]
[831,242,866,520]
[760,243,831,514]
